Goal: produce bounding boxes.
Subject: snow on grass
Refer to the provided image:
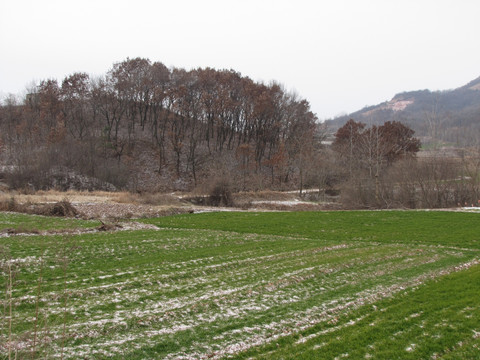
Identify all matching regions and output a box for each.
[405,343,416,352]
[1,222,479,359]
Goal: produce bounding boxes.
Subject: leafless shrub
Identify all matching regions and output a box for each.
[339,171,377,209]
[381,156,480,209]
[6,199,81,218]
[40,200,79,217]
[209,179,234,207]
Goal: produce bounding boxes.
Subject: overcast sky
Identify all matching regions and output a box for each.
[1,0,480,119]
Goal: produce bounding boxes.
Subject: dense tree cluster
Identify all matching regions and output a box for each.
[333,119,420,177]
[332,119,480,209]
[0,58,320,191]
[332,119,421,207]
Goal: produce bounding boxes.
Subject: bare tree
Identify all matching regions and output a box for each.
[61,72,91,140]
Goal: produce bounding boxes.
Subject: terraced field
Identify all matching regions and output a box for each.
[0,211,479,359]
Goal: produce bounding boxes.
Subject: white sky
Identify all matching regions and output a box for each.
[1,0,480,119]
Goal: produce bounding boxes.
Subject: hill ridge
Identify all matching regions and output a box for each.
[327,75,480,145]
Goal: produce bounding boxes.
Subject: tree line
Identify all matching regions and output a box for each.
[1,58,478,209]
[0,57,320,192]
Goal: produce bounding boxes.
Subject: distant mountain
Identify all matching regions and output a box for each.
[326,76,480,145]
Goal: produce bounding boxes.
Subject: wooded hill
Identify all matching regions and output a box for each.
[0,58,322,192]
[327,76,480,146]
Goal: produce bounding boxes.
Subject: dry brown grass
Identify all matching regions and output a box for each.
[0,189,341,218]
[0,188,197,220]
[0,190,190,219]
[0,190,119,205]
[0,196,81,217]
[1,189,305,207]
[113,192,183,206]
[0,190,185,207]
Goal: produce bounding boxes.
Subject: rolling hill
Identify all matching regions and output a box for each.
[326,76,480,145]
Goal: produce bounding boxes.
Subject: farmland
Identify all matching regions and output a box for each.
[1,210,479,359]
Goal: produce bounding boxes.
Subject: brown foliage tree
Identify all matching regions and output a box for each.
[0,58,321,192]
[333,119,421,207]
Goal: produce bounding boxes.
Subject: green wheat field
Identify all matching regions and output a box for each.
[1,211,479,359]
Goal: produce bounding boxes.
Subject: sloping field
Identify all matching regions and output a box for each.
[1,211,479,359]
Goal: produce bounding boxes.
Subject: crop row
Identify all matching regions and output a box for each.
[1,221,478,359]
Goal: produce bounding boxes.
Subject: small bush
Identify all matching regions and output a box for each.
[209,179,234,207]
[49,200,79,217]
[32,200,80,218]
[0,195,81,217]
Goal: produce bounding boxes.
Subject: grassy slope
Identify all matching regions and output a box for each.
[0,211,479,359]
